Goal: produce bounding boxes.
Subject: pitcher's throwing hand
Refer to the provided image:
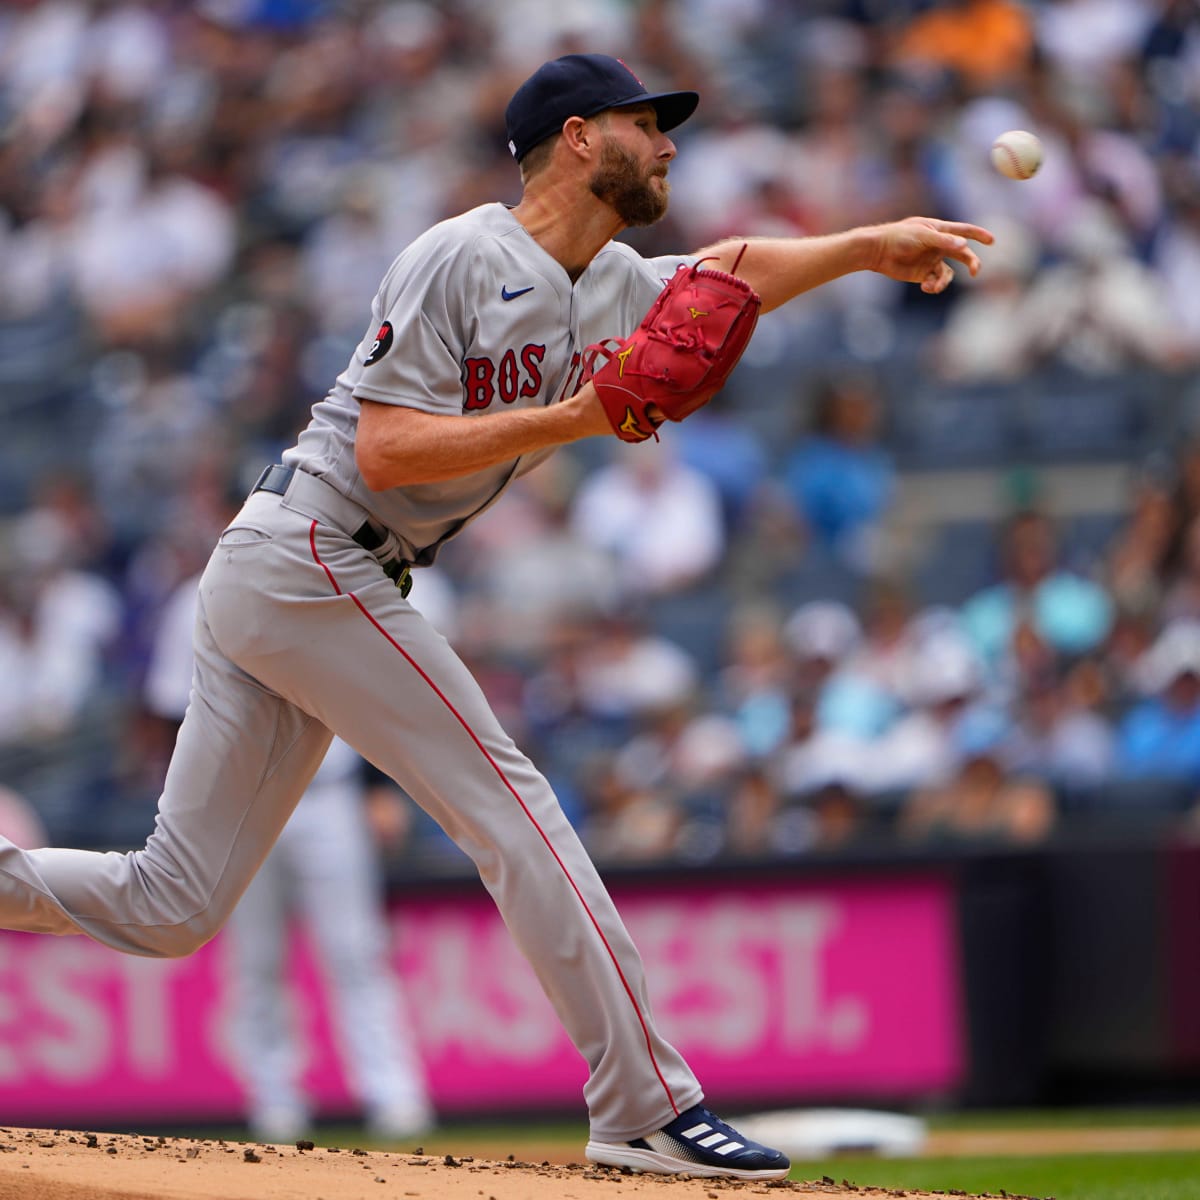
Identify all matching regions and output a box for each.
[869,216,996,294]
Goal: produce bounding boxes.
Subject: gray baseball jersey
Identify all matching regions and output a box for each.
[0,200,704,1143]
[287,202,692,563]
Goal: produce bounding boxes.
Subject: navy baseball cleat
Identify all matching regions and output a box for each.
[585,1104,790,1179]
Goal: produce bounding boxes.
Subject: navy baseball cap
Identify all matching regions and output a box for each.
[505,54,699,161]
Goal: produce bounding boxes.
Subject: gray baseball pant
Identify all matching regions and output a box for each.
[0,468,701,1142]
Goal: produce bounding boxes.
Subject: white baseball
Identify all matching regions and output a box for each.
[990,129,1043,180]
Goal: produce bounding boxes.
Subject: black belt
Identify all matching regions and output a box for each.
[251,464,413,597]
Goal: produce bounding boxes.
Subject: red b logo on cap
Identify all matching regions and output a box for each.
[616,58,645,87]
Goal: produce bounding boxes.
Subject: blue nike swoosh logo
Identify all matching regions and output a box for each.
[501,285,535,301]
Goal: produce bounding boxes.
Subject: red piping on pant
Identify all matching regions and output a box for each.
[309,520,679,1117]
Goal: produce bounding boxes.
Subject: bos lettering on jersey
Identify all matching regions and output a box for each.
[462,344,547,410]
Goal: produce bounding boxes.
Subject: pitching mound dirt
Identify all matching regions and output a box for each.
[0,1128,1041,1200]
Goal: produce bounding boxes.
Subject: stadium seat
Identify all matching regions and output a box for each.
[1015,370,1147,462]
[887,380,1016,470]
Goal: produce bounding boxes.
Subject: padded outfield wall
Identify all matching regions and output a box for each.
[0,839,1192,1125]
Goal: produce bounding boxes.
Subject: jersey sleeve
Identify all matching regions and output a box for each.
[351,242,467,415]
[625,250,697,328]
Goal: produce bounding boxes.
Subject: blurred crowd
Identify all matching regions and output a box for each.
[0,0,1199,868]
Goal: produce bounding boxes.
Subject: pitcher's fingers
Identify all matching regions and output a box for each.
[922,261,955,294]
[931,231,983,275]
[931,219,995,245]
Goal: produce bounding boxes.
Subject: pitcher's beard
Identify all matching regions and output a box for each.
[590,139,669,226]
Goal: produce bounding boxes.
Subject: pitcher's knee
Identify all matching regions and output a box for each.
[116,908,227,959]
[116,845,235,956]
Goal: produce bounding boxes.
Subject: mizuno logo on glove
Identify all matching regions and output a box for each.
[580,254,761,444]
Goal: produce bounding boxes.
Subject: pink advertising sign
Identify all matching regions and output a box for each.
[0,874,963,1125]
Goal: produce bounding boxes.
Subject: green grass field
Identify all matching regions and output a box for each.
[775,1107,1200,1198]
[778,1107,1200,1199]
[789,1150,1200,1200]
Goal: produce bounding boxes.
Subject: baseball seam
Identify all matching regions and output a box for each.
[995,140,1032,180]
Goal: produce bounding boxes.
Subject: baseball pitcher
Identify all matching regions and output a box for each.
[0,53,991,1179]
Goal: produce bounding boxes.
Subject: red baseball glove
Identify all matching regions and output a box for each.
[581,257,761,443]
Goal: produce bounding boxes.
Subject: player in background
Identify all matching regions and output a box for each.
[0,54,991,1179]
[145,573,435,1145]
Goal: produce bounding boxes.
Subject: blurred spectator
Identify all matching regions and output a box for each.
[522,612,702,784]
[768,734,873,859]
[786,53,880,238]
[453,456,618,660]
[718,765,784,858]
[815,578,919,739]
[1106,457,1180,615]
[298,169,400,338]
[1167,441,1200,568]
[780,716,875,804]
[88,347,228,548]
[931,216,1045,383]
[661,103,801,247]
[0,505,123,743]
[961,509,1114,674]
[792,778,870,853]
[949,92,1082,250]
[870,631,997,793]
[1154,170,1200,361]
[888,0,1035,91]
[1007,664,1117,790]
[771,711,874,854]
[611,697,746,801]
[1046,92,1164,252]
[1117,620,1200,782]
[0,165,77,321]
[579,757,685,865]
[1033,0,1153,97]
[25,468,116,576]
[671,398,772,529]
[70,142,237,347]
[596,694,747,862]
[1162,513,1200,624]
[781,371,895,574]
[897,706,1057,845]
[1017,199,1184,375]
[573,615,701,724]
[714,601,793,759]
[1101,602,1161,712]
[568,441,725,597]
[841,578,924,704]
[717,172,817,243]
[0,783,48,850]
[783,599,862,695]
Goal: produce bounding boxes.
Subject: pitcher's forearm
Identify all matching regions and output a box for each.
[697,217,991,309]
[693,230,878,313]
[355,389,610,489]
